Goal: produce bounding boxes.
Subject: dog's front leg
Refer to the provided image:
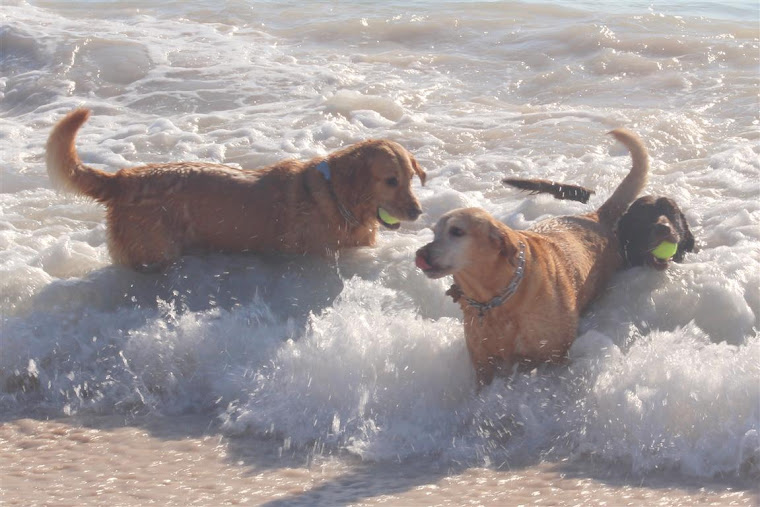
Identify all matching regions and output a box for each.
[466,335,496,389]
[475,360,496,390]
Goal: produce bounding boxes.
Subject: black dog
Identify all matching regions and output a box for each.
[616,195,695,270]
[503,178,695,270]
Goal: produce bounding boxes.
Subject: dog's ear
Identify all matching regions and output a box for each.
[327,144,371,207]
[615,209,632,240]
[675,214,696,261]
[655,197,696,262]
[411,157,426,186]
[615,208,645,266]
[488,223,517,264]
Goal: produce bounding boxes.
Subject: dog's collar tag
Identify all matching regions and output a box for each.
[315,161,331,181]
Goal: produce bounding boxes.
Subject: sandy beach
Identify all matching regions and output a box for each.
[2,415,757,506]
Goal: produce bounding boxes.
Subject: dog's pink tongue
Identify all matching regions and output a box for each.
[415,254,432,271]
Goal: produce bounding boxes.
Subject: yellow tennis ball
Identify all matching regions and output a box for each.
[378,207,400,225]
[651,241,678,260]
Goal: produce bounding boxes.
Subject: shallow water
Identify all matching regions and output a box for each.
[1,0,759,504]
[1,416,754,506]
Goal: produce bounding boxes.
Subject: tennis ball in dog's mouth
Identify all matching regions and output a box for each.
[651,241,678,260]
[378,207,400,225]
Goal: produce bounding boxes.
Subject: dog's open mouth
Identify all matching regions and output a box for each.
[646,254,671,270]
[415,251,449,279]
[377,207,401,230]
[647,240,678,271]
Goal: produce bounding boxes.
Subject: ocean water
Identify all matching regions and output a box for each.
[1,0,758,503]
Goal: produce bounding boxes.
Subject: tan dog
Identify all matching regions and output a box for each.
[416,129,648,386]
[46,109,426,270]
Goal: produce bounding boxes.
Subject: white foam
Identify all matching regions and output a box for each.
[576,325,760,477]
[324,90,405,122]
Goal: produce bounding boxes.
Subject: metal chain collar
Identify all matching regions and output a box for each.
[462,241,527,321]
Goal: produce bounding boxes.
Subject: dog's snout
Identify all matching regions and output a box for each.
[654,216,673,236]
[408,205,423,220]
[654,223,670,235]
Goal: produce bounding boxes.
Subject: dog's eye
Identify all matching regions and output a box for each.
[449,226,465,238]
[385,177,399,187]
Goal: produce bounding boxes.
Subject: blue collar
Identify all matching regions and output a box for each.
[313,159,360,227]
[315,160,331,181]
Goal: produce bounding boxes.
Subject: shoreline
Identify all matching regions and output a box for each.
[2,415,756,506]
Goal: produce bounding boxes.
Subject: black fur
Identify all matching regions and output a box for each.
[502,177,595,204]
[500,177,695,270]
[617,195,695,269]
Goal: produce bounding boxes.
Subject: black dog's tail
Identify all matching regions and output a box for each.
[502,177,595,204]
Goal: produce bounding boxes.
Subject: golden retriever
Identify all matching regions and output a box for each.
[415,129,648,386]
[46,109,426,270]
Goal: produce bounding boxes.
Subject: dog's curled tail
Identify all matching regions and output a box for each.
[597,128,649,227]
[46,108,115,203]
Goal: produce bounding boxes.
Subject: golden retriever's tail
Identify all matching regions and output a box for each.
[46,108,116,203]
[597,128,649,227]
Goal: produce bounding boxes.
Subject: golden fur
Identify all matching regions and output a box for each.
[416,129,648,386]
[46,109,426,270]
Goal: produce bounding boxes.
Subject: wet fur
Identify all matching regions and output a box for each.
[46,109,426,270]
[617,195,695,269]
[502,178,595,204]
[502,179,694,270]
[416,129,649,387]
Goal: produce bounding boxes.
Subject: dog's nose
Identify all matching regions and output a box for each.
[408,205,423,220]
[654,216,673,236]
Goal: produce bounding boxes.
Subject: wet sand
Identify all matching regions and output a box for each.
[1,415,756,506]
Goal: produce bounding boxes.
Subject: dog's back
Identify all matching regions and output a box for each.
[45,109,327,268]
[528,129,649,311]
[504,128,648,228]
